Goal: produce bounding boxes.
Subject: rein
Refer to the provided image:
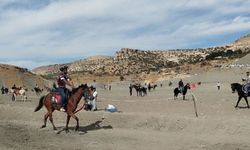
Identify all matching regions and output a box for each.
[73,87,88,114]
[74,104,85,114]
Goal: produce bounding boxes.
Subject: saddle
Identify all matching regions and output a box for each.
[51,88,71,109]
[51,92,63,108]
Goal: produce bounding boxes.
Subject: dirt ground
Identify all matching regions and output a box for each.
[1,68,250,150]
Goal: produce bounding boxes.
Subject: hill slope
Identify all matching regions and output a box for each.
[235,53,250,65]
[0,64,51,89]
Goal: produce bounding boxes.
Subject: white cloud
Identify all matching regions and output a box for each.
[0,0,250,69]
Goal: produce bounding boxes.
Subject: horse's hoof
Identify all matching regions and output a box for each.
[40,125,46,128]
[53,127,57,130]
[65,129,70,133]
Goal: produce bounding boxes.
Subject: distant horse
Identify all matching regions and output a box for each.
[10,87,27,101]
[148,84,157,92]
[231,83,250,108]
[131,84,147,96]
[174,83,191,100]
[197,82,201,85]
[34,84,89,132]
[34,87,43,95]
[132,84,141,96]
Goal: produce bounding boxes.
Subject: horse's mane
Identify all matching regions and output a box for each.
[231,83,242,86]
[72,84,88,94]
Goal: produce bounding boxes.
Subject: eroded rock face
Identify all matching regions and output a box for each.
[32,34,250,76]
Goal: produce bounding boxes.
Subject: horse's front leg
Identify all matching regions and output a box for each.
[243,97,249,108]
[174,93,178,100]
[183,94,185,100]
[12,94,16,101]
[65,115,71,133]
[235,96,242,108]
[41,112,50,128]
[48,111,57,130]
[67,112,79,131]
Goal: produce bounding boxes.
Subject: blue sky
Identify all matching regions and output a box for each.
[0,0,250,69]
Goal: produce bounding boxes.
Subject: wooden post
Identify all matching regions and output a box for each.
[192,94,198,117]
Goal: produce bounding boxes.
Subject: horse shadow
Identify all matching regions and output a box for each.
[236,106,250,109]
[57,120,113,134]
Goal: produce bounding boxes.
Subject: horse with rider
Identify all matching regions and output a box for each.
[231,71,250,108]
[10,84,27,101]
[34,65,91,132]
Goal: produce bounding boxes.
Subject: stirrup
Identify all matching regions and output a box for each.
[60,108,66,112]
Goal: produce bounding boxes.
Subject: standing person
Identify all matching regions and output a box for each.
[178,79,184,93]
[89,86,98,111]
[243,71,250,95]
[1,86,4,94]
[216,82,221,90]
[129,84,133,96]
[57,66,74,112]
[108,83,111,91]
[169,81,172,86]
[35,84,39,89]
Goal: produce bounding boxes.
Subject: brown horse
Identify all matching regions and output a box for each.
[34,84,89,132]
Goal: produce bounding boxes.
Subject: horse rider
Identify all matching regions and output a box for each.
[178,79,184,93]
[12,84,16,90]
[57,65,74,112]
[243,71,250,95]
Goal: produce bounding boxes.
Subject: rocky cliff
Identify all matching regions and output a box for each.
[32,34,250,78]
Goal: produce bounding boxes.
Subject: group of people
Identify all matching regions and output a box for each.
[56,65,98,112]
[177,71,250,94]
[216,71,250,93]
[47,67,250,113]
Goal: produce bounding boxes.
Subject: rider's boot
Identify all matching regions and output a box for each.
[60,105,66,112]
[243,91,248,97]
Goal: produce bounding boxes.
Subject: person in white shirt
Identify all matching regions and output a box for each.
[89,86,98,111]
[216,82,221,90]
[243,72,250,94]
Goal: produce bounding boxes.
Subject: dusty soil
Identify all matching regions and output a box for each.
[1,68,250,150]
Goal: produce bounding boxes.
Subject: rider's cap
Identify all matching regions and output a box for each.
[59,65,68,72]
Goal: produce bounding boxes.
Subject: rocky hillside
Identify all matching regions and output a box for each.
[32,34,250,81]
[0,64,51,89]
[230,34,250,49]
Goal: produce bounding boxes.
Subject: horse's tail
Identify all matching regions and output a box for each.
[34,95,45,112]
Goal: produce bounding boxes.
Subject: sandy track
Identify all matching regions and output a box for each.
[1,68,250,150]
